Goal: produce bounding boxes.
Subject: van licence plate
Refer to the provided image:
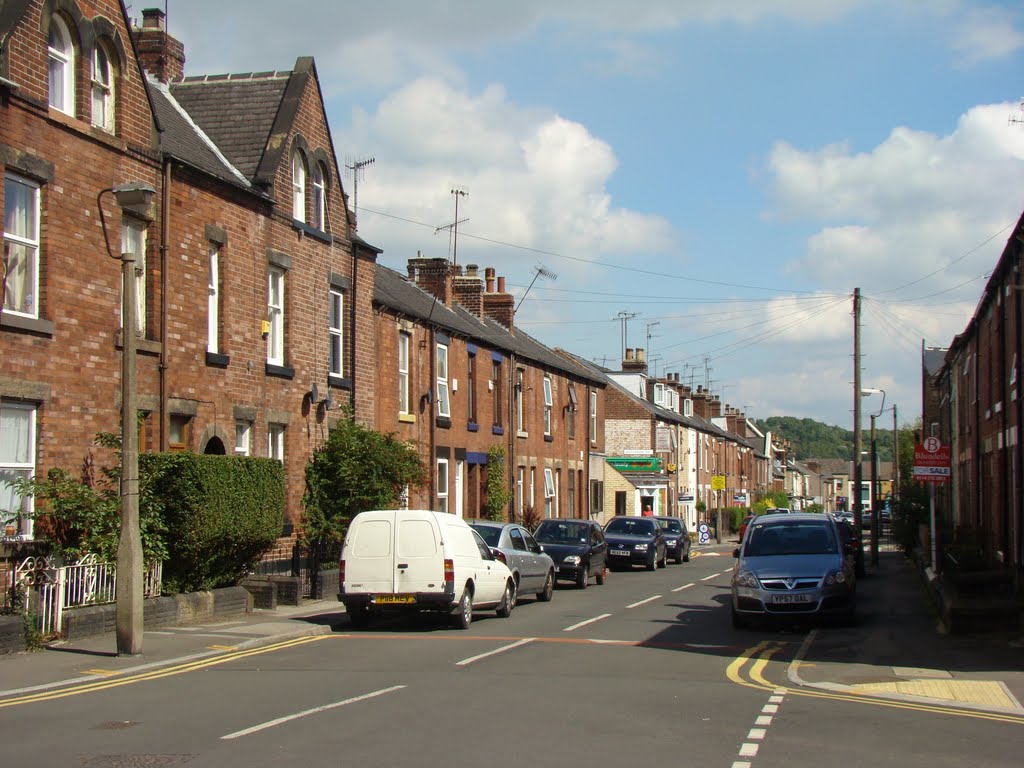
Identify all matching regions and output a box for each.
[374,594,415,605]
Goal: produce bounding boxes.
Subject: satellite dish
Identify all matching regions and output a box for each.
[310,383,319,403]
[324,393,333,411]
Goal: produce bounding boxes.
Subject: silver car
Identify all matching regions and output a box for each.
[468,521,556,603]
[731,513,856,628]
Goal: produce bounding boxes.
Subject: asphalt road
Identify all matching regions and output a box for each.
[3,551,1021,767]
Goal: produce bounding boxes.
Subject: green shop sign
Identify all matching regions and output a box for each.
[607,457,663,472]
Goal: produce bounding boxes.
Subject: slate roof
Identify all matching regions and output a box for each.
[149,80,254,192]
[374,266,604,386]
[923,346,948,376]
[169,71,291,181]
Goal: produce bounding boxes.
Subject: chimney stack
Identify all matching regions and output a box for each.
[407,254,454,305]
[452,262,484,318]
[482,269,515,329]
[134,8,186,83]
[622,346,648,373]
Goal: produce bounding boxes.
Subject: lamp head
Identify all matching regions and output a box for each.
[112,182,156,210]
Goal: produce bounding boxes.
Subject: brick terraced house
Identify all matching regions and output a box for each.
[1,2,377,542]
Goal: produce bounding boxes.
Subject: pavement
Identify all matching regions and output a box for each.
[1,544,1022,715]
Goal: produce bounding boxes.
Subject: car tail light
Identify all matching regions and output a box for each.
[492,549,507,565]
[339,559,345,592]
[444,558,455,590]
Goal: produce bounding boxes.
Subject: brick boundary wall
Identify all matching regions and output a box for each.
[0,586,254,654]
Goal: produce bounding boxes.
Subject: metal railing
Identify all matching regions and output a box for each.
[9,555,162,636]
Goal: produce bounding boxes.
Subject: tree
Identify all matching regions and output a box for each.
[482,445,512,521]
[301,411,426,546]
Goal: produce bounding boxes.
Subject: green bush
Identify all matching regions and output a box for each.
[144,453,284,593]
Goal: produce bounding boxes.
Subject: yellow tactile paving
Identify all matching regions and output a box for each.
[850,679,1019,709]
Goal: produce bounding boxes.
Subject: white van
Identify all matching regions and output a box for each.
[338,509,516,629]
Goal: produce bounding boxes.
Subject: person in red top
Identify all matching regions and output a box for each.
[641,503,653,517]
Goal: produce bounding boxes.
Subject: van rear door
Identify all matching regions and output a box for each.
[394,512,444,595]
[344,511,397,594]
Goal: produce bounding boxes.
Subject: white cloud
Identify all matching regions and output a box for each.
[345,78,676,278]
[766,102,1024,293]
[952,6,1024,66]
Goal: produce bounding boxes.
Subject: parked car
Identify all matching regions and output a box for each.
[738,513,756,542]
[533,518,608,588]
[468,521,555,602]
[832,515,865,577]
[339,509,516,630]
[731,512,857,628]
[654,516,691,563]
[604,516,666,571]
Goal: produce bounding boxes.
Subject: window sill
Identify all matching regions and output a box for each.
[467,422,479,432]
[436,416,452,429]
[206,352,230,368]
[328,374,352,391]
[291,219,333,244]
[492,426,505,436]
[0,313,54,337]
[399,413,416,424]
[265,363,295,379]
[517,430,529,439]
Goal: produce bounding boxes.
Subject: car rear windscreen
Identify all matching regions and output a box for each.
[745,522,837,557]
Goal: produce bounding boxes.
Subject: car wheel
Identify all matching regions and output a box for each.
[347,605,371,629]
[658,550,667,568]
[731,606,747,629]
[538,571,554,602]
[453,587,473,630]
[674,550,684,564]
[596,566,606,586]
[496,579,516,618]
[647,554,657,571]
[683,546,691,563]
[576,563,589,589]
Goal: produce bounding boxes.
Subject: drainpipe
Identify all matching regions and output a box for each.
[508,352,516,520]
[349,241,358,417]
[159,160,171,450]
[429,327,436,510]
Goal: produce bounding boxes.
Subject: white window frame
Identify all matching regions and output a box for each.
[267,266,285,365]
[91,40,114,132]
[516,368,525,433]
[0,402,37,539]
[654,383,665,406]
[121,217,147,334]
[48,15,74,115]
[312,163,326,230]
[329,289,343,377]
[234,421,250,456]
[590,390,598,442]
[207,243,220,354]
[3,175,40,319]
[683,398,693,417]
[398,331,411,415]
[543,375,553,436]
[517,466,524,517]
[291,151,306,222]
[543,467,555,518]
[268,423,285,462]
[437,457,449,514]
[436,343,451,418]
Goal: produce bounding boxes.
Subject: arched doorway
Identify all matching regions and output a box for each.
[203,436,226,455]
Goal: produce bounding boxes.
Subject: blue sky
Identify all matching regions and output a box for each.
[162,0,1024,433]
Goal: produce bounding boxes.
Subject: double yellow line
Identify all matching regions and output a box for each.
[727,641,1024,726]
[0,635,328,709]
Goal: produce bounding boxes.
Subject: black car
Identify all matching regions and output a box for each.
[604,516,666,571]
[832,515,865,577]
[533,518,608,589]
[654,516,691,563]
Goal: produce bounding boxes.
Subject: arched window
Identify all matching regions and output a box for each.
[291,151,306,222]
[312,163,326,230]
[48,15,75,115]
[91,40,115,132]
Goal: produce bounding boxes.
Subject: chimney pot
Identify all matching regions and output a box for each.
[485,267,495,293]
[497,276,506,293]
[636,348,645,362]
[467,264,479,277]
[142,8,166,29]
[625,348,634,361]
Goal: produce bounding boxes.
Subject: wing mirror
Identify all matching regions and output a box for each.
[732,548,740,558]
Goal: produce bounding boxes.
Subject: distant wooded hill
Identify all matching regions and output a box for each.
[754,416,894,462]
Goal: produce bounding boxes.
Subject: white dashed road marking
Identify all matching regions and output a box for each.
[626,595,662,608]
[562,613,612,632]
[456,638,535,666]
[672,582,695,592]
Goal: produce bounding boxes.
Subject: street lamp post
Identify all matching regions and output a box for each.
[861,388,885,567]
[99,182,156,656]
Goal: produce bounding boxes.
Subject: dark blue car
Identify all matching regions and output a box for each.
[604,516,666,571]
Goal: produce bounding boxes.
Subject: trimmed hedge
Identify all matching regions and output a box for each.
[142,453,284,593]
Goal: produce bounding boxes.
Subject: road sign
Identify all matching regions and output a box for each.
[698,523,710,544]
[913,439,951,483]
[711,475,726,490]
